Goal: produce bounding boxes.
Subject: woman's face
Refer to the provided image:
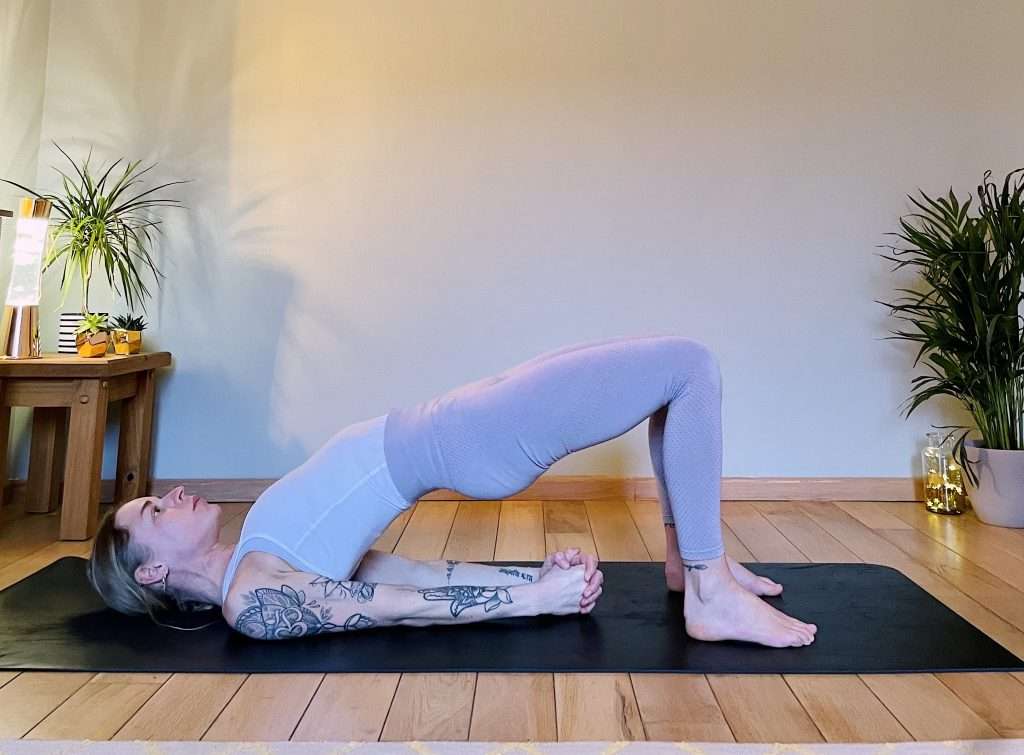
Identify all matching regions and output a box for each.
[114,485,222,580]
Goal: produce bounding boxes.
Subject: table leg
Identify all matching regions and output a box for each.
[26,407,68,514]
[61,378,109,540]
[115,369,155,505]
[0,380,9,511]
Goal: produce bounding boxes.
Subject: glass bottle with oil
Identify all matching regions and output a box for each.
[921,431,968,515]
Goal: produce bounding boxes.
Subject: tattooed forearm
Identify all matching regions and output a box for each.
[234,584,376,640]
[418,585,513,617]
[445,560,459,584]
[310,576,376,602]
[498,567,534,583]
[683,563,708,571]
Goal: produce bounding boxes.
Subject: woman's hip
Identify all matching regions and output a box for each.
[432,335,721,498]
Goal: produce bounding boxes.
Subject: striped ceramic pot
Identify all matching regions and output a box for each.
[59,311,108,355]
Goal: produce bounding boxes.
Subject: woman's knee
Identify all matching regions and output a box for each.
[665,336,721,392]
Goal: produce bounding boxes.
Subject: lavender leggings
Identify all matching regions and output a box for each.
[383,334,725,560]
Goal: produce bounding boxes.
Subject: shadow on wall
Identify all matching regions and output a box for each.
[150,255,305,481]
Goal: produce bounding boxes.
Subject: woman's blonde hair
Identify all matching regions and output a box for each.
[87,503,220,630]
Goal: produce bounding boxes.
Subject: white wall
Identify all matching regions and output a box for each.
[6,0,1019,484]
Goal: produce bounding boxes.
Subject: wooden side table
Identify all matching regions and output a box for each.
[0,352,172,540]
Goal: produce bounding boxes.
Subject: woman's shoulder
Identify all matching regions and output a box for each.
[222,550,300,622]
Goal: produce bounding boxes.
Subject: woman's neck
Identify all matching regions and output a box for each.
[173,542,237,606]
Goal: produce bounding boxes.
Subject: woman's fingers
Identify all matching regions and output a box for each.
[562,548,598,575]
[582,569,604,597]
[580,585,602,609]
[551,548,597,574]
[554,548,580,568]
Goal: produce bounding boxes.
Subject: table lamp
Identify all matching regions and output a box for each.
[0,197,52,359]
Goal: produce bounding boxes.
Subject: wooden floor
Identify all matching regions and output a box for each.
[1,496,1023,743]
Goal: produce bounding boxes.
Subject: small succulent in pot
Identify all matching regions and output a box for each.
[75,312,111,358]
[109,313,147,355]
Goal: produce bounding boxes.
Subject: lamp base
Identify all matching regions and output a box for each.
[0,304,41,359]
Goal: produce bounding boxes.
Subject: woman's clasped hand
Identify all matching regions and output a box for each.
[535,547,603,615]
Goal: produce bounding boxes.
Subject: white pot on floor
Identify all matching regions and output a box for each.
[963,439,1024,528]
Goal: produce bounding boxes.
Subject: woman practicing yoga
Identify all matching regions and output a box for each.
[88,334,817,647]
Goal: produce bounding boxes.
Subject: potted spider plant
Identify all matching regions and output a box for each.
[876,167,1024,527]
[110,313,147,355]
[1,140,189,348]
[75,312,110,358]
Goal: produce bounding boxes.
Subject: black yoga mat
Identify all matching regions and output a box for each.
[1,557,1021,674]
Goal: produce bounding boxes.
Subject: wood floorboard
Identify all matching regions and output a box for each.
[0,498,1022,743]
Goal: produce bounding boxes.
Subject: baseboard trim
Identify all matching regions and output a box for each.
[3,475,922,506]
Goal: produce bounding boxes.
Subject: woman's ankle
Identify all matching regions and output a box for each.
[664,523,683,564]
[681,554,730,602]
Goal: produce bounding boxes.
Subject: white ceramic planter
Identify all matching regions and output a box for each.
[963,439,1024,527]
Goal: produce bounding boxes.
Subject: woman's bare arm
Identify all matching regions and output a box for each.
[353,549,540,587]
[226,568,543,640]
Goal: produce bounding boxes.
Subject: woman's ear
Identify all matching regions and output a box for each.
[134,563,166,587]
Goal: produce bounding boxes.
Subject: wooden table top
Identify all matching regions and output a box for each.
[0,351,171,378]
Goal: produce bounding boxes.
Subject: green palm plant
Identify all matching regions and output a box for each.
[875,167,1024,489]
[1,141,191,315]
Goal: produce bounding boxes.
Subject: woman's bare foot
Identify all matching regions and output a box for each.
[682,555,817,648]
[664,524,782,596]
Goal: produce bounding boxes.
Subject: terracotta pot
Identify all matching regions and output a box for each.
[111,329,143,355]
[75,330,110,358]
[963,439,1024,527]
